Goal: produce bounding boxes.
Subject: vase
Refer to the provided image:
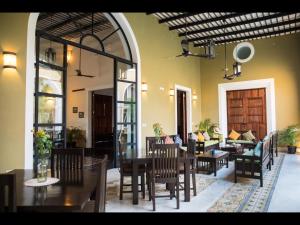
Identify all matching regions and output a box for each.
[37,158,48,183]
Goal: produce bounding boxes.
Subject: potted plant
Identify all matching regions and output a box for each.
[195,118,218,137]
[66,126,86,148]
[279,124,300,154]
[152,123,164,143]
[33,129,52,182]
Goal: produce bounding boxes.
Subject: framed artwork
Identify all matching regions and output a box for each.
[73,107,78,113]
[79,112,84,118]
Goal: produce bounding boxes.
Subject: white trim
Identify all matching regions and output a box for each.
[174,84,192,140]
[25,13,142,169]
[218,78,276,138]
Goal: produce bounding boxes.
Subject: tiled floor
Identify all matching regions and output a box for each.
[105,152,300,212]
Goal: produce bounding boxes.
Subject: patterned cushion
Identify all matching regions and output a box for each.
[243,130,256,141]
[203,131,210,141]
[175,135,183,146]
[253,141,263,157]
[228,130,241,140]
[197,133,205,142]
[165,135,174,144]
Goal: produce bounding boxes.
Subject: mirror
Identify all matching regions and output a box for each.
[233,42,255,63]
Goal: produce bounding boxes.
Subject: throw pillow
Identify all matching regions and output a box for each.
[228,130,241,140]
[203,131,210,141]
[242,130,256,141]
[165,135,174,144]
[253,141,263,157]
[197,132,205,142]
[190,133,198,141]
[175,135,183,146]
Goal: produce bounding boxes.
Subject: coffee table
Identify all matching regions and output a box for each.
[219,143,244,160]
[196,150,229,176]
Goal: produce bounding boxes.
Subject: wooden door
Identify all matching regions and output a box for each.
[226,88,267,140]
[177,90,187,144]
[92,93,113,147]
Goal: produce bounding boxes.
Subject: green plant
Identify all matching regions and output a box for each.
[195,118,218,137]
[33,130,52,160]
[153,123,164,138]
[279,124,300,146]
[66,126,86,147]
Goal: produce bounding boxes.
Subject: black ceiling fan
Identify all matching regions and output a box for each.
[176,15,216,59]
[72,47,96,78]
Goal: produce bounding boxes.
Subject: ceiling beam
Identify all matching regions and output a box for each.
[170,13,244,31]
[189,17,300,42]
[179,12,288,37]
[38,13,56,21]
[58,19,110,37]
[158,13,199,24]
[43,13,92,32]
[194,26,300,47]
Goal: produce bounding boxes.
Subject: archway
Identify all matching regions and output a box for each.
[25,13,141,169]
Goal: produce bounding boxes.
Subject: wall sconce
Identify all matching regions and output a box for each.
[141,82,148,92]
[67,49,72,63]
[192,94,198,100]
[169,88,175,96]
[3,51,17,69]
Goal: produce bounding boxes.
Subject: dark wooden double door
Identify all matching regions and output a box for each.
[226,88,267,140]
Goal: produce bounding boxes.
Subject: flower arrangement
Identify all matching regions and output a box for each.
[33,130,52,161]
[153,123,164,138]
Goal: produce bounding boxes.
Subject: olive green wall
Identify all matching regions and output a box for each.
[200,33,300,144]
[125,13,202,153]
[0,13,29,172]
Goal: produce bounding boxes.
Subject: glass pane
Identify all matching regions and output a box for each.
[117,62,136,82]
[39,37,64,67]
[38,96,63,124]
[118,143,136,159]
[39,66,63,95]
[38,126,64,148]
[117,82,136,102]
[117,124,136,144]
[117,103,135,123]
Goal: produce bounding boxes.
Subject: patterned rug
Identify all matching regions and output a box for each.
[106,173,217,202]
[208,153,285,212]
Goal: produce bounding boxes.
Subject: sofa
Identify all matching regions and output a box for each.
[188,132,220,154]
[225,130,257,149]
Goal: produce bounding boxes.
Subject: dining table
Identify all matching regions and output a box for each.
[123,148,192,205]
[8,167,99,212]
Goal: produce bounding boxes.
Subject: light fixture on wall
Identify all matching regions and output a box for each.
[192,93,198,100]
[141,82,148,92]
[67,49,72,63]
[169,88,175,96]
[2,51,17,69]
[45,16,56,64]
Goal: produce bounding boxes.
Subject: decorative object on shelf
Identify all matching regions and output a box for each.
[169,88,175,96]
[33,129,52,183]
[279,124,300,154]
[66,126,86,148]
[2,51,17,69]
[141,82,148,92]
[72,107,78,113]
[79,112,84,118]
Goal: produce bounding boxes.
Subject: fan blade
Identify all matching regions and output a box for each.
[176,54,183,57]
[79,74,95,78]
[72,88,85,92]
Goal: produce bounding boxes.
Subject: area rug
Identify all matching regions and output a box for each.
[207,153,285,212]
[106,174,217,202]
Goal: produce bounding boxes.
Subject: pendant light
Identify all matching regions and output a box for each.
[45,15,56,63]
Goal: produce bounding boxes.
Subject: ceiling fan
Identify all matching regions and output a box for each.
[176,16,215,59]
[72,47,95,78]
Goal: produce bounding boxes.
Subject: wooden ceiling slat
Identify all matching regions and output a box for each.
[158,13,199,24]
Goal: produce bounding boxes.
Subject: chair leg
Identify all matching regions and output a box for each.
[148,177,152,201]
[269,161,271,171]
[141,174,145,199]
[234,163,237,183]
[192,170,197,196]
[119,175,123,200]
[260,170,263,187]
[151,180,156,211]
[176,179,180,209]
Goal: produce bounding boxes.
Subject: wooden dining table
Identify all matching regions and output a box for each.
[124,150,192,205]
[8,167,99,212]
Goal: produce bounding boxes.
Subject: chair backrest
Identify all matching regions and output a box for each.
[187,139,196,155]
[0,173,16,212]
[94,155,108,213]
[262,136,271,160]
[146,136,166,156]
[51,148,84,171]
[151,144,179,180]
[271,131,278,150]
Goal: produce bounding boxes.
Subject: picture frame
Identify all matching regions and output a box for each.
[79,112,84,118]
[73,107,78,113]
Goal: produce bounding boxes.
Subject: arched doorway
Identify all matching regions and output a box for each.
[25,13,141,169]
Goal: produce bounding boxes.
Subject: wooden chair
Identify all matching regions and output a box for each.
[51,148,84,184]
[148,144,180,211]
[118,141,146,200]
[145,136,166,156]
[234,136,271,187]
[0,173,16,212]
[82,155,108,213]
